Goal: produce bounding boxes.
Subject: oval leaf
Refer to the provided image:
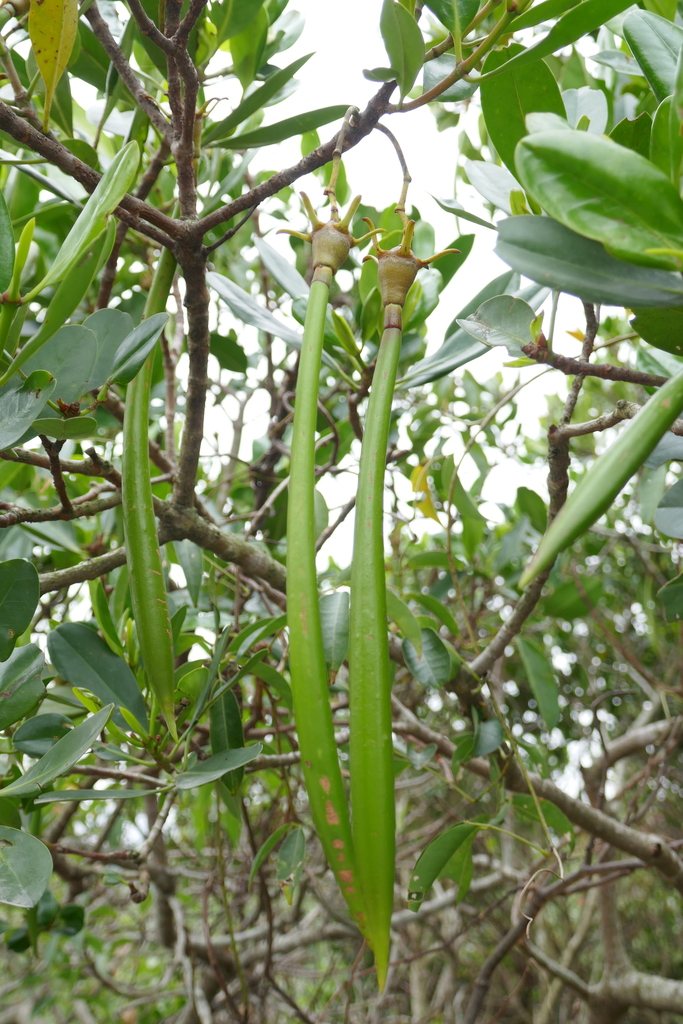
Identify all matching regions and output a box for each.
[0,644,45,730]
[517,637,560,729]
[403,628,452,687]
[109,312,170,385]
[0,372,57,451]
[0,559,39,663]
[380,0,424,98]
[29,0,78,129]
[0,826,53,908]
[175,744,262,789]
[407,823,478,910]
[319,591,350,674]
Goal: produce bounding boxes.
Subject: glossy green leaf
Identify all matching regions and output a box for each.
[451,732,476,767]
[590,49,643,77]
[631,307,683,357]
[230,6,267,89]
[0,559,39,663]
[0,826,53,908]
[432,196,494,230]
[13,714,72,757]
[623,9,683,103]
[387,590,423,656]
[175,540,203,607]
[214,0,264,42]
[0,800,21,829]
[87,579,124,657]
[480,44,565,175]
[18,227,114,367]
[276,826,305,903]
[474,718,504,757]
[483,0,634,80]
[0,372,57,452]
[517,638,559,729]
[0,645,45,730]
[48,623,148,729]
[254,236,308,298]
[31,416,98,442]
[456,295,538,358]
[408,592,458,636]
[380,0,424,98]
[0,189,14,293]
[23,325,97,406]
[399,271,520,388]
[319,591,350,674]
[249,662,293,710]
[495,216,683,308]
[83,308,134,389]
[25,142,139,299]
[543,576,602,619]
[109,313,169,385]
[655,479,683,538]
[649,97,683,181]
[609,113,652,158]
[210,689,245,794]
[515,487,547,534]
[204,53,312,143]
[213,105,348,150]
[511,0,580,32]
[403,628,451,687]
[175,745,262,789]
[210,330,248,373]
[407,823,478,910]
[208,271,302,346]
[1,704,114,799]
[521,366,683,585]
[34,788,160,803]
[423,55,478,101]
[248,822,297,889]
[515,131,683,271]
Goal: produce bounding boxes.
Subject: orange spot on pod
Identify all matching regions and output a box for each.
[332,839,344,849]
[339,870,353,883]
[345,887,356,894]
[319,776,331,794]
[325,801,340,826]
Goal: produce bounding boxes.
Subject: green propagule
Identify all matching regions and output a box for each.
[284,121,453,988]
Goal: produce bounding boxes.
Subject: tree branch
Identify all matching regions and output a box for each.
[522,343,667,389]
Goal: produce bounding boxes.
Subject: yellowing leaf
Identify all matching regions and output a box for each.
[566,328,585,341]
[411,461,440,522]
[29,0,78,130]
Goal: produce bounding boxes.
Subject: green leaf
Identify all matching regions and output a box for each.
[248,822,297,889]
[210,331,248,373]
[436,234,475,287]
[0,704,114,799]
[609,113,652,158]
[34,788,159,803]
[474,718,503,757]
[0,645,45,731]
[515,131,683,271]
[84,308,134,390]
[516,487,547,534]
[319,591,350,674]
[495,216,683,308]
[276,826,305,904]
[387,590,423,656]
[254,236,308,298]
[432,196,495,231]
[230,6,267,89]
[403,628,452,687]
[423,54,478,101]
[482,0,634,81]
[210,689,245,794]
[657,575,683,621]
[87,579,124,658]
[439,830,476,898]
[213,105,349,149]
[543,576,602,619]
[512,0,580,32]
[22,325,97,407]
[214,0,264,42]
[47,623,148,730]
[408,592,458,636]
[517,637,559,729]
[480,43,565,175]
[407,823,478,910]
[451,733,476,767]
[631,307,683,357]
[175,745,262,789]
[27,142,139,298]
[0,189,14,293]
[521,366,683,585]
[250,662,293,711]
[208,271,302,346]
[623,10,683,103]
[31,416,98,442]
[456,295,538,358]
[175,540,203,607]
[0,372,57,451]
[204,53,312,143]
[512,794,573,836]
[109,313,169,385]
[655,479,683,538]
[0,560,39,663]
[0,826,53,909]
[12,714,72,757]
[380,0,424,98]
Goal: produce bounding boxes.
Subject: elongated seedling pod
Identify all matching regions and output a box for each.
[349,221,457,988]
[520,361,683,587]
[121,246,177,739]
[284,193,378,933]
